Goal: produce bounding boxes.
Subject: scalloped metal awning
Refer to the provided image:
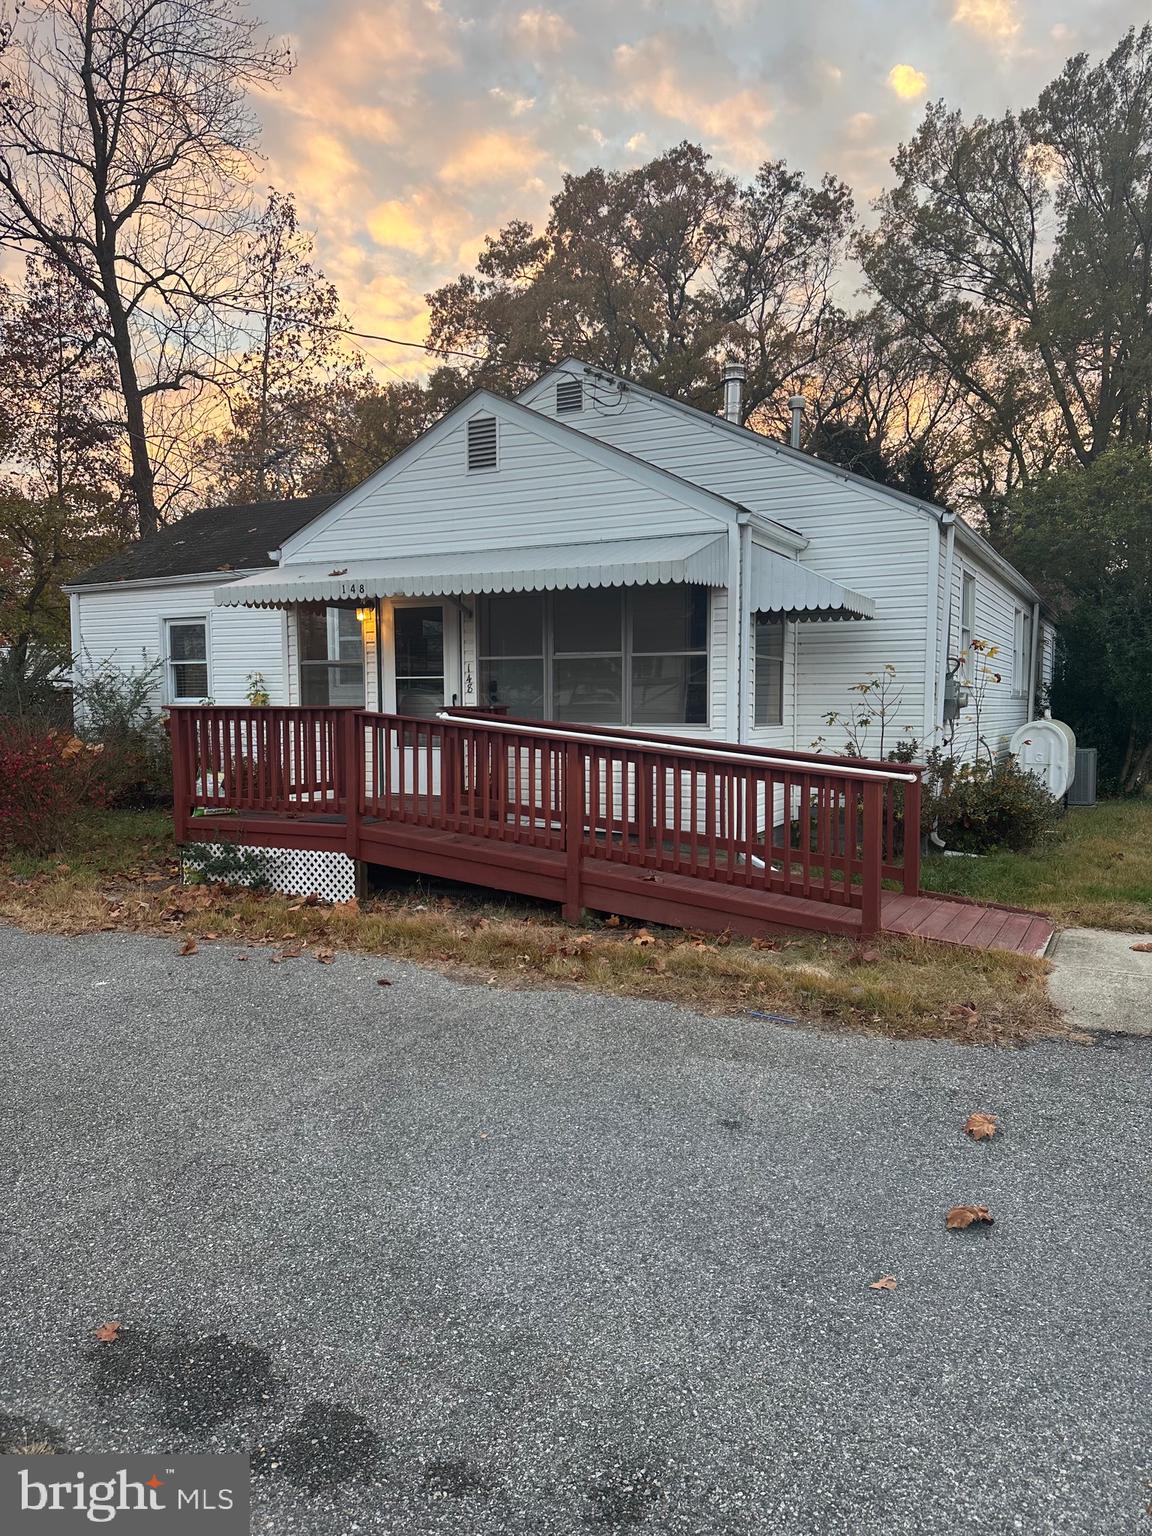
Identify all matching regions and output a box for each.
[214,533,730,606]
[749,544,875,621]
[213,532,876,620]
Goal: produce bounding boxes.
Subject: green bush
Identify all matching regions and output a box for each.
[923,751,1061,854]
[72,656,170,807]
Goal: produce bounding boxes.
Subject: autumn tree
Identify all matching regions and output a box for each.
[0,260,129,699]
[427,142,854,426]
[0,0,290,536]
[859,26,1152,515]
[204,191,370,503]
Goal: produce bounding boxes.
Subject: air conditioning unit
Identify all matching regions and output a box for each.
[1066,747,1097,807]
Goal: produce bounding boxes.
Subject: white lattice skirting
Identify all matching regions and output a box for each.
[181,841,358,904]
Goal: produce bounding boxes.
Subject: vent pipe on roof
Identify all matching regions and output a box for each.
[788,394,805,450]
[722,359,746,424]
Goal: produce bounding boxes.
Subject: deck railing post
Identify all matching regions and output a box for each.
[861,778,884,936]
[902,773,922,896]
[168,710,189,846]
[563,740,584,923]
[341,709,361,859]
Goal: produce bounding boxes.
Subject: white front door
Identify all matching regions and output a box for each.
[383,601,461,718]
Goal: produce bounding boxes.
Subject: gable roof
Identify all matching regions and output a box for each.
[68,495,341,588]
[527,359,1044,607]
[277,388,807,561]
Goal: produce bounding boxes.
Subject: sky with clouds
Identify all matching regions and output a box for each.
[250,0,1152,377]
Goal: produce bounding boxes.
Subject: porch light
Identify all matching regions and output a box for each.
[355,607,370,623]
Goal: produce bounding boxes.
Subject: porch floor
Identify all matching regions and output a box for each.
[188,807,1055,957]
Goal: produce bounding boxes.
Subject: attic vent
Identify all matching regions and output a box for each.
[467,414,498,470]
[556,377,583,413]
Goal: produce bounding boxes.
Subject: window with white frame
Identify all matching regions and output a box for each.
[959,571,976,680]
[165,619,209,702]
[1013,607,1032,698]
[753,617,785,727]
[298,605,366,706]
[477,585,709,726]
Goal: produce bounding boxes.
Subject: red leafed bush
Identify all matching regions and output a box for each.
[0,724,104,854]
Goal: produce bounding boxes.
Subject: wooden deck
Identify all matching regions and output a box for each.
[169,707,1051,955]
[185,805,1052,955]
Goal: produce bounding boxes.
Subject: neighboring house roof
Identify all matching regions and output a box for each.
[527,360,1046,609]
[67,495,342,589]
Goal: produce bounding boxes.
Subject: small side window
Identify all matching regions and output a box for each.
[959,572,976,681]
[754,617,785,727]
[467,415,498,471]
[166,619,209,702]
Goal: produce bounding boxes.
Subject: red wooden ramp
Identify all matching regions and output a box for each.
[882,892,1054,957]
[168,705,1053,956]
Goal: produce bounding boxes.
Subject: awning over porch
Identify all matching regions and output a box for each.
[212,531,877,621]
[214,533,730,606]
[749,544,876,621]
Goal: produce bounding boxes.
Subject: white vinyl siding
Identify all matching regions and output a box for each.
[71,578,289,709]
[943,556,1037,761]
[281,406,728,564]
[522,376,935,751]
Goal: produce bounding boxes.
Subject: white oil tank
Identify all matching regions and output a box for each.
[1010,719,1076,799]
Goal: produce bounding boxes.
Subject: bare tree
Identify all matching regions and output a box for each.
[0,0,290,536]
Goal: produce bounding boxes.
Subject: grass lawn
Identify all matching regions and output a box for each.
[920,799,1152,932]
[0,806,1070,1046]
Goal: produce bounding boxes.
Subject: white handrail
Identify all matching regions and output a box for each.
[434,712,918,784]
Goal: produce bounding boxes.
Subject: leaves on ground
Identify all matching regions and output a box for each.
[868,1275,897,1291]
[963,1112,998,1141]
[632,929,656,947]
[177,938,198,957]
[315,949,335,964]
[377,977,392,986]
[93,1321,122,1343]
[850,947,882,966]
[603,915,621,928]
[945,1204,994,1229]
[1130,942,1152,953]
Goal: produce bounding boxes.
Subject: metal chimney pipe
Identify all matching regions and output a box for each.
[788,394,805,450]
[722,359,746,424]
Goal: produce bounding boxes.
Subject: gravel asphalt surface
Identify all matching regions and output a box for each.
[0,923,1148,1534]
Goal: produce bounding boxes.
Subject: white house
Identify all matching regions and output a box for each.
[67,359,1055,762]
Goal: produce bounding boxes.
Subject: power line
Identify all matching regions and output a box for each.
[0,242,491,364]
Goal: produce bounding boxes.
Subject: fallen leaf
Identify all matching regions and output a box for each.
[93,1321,122,1343]
[751,937,780,951]
[632,929,657,947]
[604,915,621,928]
[945,1204,994,1230]
[948,1003,980,1023]
[868,1275,897,1291]
[964,1112,998,1141]
[850,947,882,966]
[377,977,392,987]
[1130,942,1152,953]
[178,938,198,957]
[315,949,335,964]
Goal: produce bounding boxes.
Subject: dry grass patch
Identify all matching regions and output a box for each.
[0,810,1068,1045]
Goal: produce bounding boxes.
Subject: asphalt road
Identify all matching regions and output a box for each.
[0,924,1148,1535]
